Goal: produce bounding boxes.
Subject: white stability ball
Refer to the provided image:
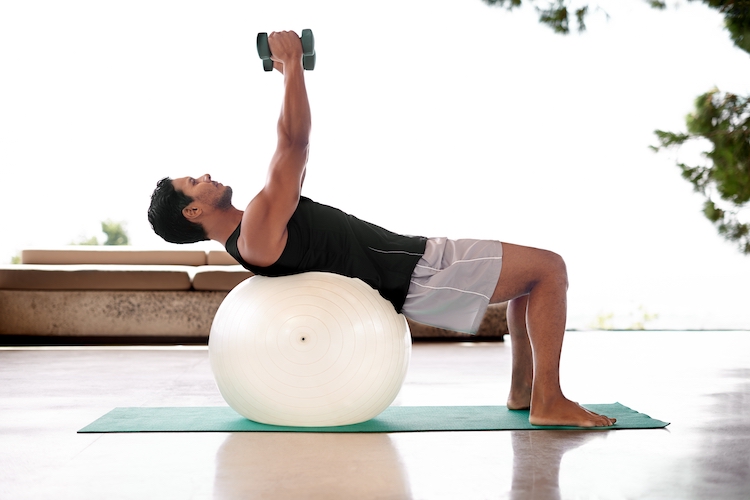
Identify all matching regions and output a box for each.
[209,272,412,427]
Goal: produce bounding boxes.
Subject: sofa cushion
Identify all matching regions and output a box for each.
[22,248,207,266]
[0,265,193,291]
[191,266,253,291]
[206,250,240,265]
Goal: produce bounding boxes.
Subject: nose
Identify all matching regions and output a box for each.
[200,174,212,183]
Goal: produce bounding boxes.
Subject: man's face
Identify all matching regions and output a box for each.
[173,174,233,210]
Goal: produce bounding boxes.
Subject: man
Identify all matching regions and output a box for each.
[148,31,615,427]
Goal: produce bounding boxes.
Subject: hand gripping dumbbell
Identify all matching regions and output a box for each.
[256,29,315,72]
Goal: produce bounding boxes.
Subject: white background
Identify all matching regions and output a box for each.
[2,0,749,329]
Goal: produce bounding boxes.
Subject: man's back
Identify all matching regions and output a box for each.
[225,196,427,312]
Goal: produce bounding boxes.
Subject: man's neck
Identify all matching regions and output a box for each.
[205,206,244,246]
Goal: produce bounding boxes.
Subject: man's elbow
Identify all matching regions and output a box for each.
[277,125,311,151]
[278,133,310,155]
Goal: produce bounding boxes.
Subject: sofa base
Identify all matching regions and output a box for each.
[0,290,226,338]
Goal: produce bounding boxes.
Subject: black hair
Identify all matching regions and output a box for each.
[147,177,209,244]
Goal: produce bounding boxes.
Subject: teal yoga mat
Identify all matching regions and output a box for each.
[78,403,668,433]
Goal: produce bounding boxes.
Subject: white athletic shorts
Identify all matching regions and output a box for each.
[401,237,504,334]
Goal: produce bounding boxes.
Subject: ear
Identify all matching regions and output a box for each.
[182,205,203,221]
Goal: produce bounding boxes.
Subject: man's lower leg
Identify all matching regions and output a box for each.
[524,272,615,427]
[507,295,533,410]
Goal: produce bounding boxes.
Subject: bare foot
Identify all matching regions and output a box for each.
[529,396,616,427]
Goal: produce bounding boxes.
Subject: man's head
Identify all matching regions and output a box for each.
[148,174,233,244]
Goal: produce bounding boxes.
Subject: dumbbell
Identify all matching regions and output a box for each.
[256,29,315,72]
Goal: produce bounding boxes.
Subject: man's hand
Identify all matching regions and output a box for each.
[268,31,303,73]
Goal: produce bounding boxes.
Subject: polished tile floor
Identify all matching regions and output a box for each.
[1,331,749,499]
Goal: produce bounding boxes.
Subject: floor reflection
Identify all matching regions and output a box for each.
[510,430,607,499]
[213,432,411,499]
[693,368,750,499]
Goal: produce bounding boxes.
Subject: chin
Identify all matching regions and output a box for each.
[217,186,233,210]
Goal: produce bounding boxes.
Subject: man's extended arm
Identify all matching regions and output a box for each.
[272,50,310,191]
[238,31,311,267]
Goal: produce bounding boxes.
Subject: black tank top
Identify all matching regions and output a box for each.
[225,196,427,312]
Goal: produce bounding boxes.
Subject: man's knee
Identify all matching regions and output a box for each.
[542,250,568,289]
[490,243,568,302]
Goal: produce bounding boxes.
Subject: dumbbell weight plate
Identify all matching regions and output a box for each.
[257,32,270,60]
[257,32,273,72]
[301,29,314,57]
[303,53,316,71]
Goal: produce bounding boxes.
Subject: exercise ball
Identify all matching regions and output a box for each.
[209,272,412,427]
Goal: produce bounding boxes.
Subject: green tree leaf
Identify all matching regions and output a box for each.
[101,220,130,246]
[656,90,750,253]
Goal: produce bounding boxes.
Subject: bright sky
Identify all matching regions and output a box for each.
[2,0,749,329]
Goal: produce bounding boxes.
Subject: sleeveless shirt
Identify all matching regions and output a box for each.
[225,196,427,313]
